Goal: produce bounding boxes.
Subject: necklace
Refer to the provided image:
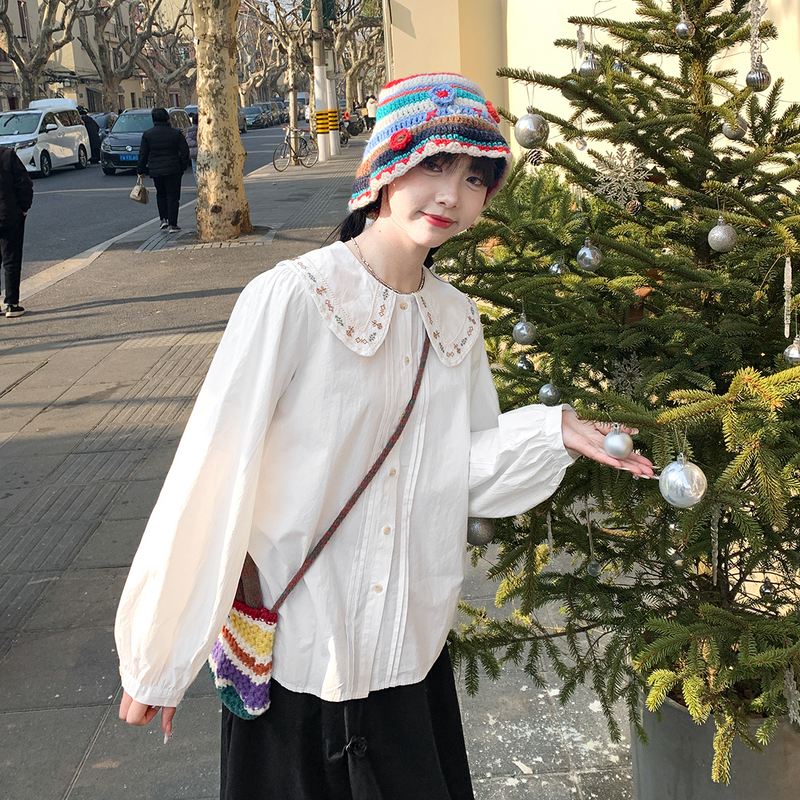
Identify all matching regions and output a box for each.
[350,237,426,294]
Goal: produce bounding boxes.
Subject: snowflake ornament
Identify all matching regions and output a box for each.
[593,145,651,207]
[610,353,643,396]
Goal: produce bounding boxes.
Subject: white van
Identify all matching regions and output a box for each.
[0,98,90,177]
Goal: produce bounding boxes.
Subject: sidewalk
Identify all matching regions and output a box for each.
[0,141,632,800]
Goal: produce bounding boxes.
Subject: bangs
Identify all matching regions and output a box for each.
[420,152,505,188]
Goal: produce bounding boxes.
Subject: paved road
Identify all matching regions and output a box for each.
[23,125,287,280]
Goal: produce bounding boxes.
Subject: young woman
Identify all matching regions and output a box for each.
[115,73,653,800]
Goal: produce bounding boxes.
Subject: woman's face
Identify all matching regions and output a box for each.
[380,155,488,249]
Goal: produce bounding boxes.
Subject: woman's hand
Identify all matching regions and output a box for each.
[561,408,655,478]
[119,690,177,741]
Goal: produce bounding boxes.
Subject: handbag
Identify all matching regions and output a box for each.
[129,176,149,204]
[208,335,431,719]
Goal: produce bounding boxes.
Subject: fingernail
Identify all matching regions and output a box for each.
[164,731,172,745]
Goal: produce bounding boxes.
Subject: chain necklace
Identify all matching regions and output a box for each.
[350,237,426,294]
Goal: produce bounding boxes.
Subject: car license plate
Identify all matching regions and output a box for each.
[120,153,138,161]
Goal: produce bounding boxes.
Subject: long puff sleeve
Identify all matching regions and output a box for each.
[115,265,309,707]
[467,329,575,519]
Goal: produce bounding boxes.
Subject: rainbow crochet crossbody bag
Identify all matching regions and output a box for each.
[208,335,431,719]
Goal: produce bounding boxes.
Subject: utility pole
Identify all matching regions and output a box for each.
[382,0,393,82]
[311,0,330,162]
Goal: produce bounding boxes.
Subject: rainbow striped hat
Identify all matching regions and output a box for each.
[349,72,512,212]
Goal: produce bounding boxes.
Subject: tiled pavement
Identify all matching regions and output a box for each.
[0,141,633,800]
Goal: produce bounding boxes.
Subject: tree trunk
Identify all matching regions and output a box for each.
[103,76,123,112]
[17,69,41,106]
[191,0,252,241]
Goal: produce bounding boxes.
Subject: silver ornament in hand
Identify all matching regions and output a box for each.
[603,423,634,459]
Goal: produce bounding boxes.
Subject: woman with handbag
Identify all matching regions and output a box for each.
[115,73,653,800]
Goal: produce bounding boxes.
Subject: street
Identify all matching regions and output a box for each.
[24,125,287,279]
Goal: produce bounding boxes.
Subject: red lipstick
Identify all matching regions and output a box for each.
[423,214,455,228]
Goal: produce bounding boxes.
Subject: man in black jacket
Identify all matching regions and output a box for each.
[78,107,101,164]
[137,108,190,232]
[0,146,34,318]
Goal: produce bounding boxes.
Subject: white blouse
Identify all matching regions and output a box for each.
[115,241,574,706]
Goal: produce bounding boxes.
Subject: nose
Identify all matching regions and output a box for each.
[435,172,461,208]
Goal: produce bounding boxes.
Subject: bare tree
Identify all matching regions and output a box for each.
[340,25,380,111]
[192,0,251,240]
[137,0,197,108]
[329,0,380,109]
[0,0,93,105]
[237,8,284,107]
[77,0,165,111]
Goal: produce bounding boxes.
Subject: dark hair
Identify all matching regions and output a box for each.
[189,112,198,125]
[328,153,503,268]
[151,107,169,124]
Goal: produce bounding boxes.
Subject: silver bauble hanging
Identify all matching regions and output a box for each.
[577,238,603,271]
[538,383,562,406]
[707,216,738,253]
[575,136,588,151]
[514,112,550,149]
[586,559,602,577]
[784,335,800,366]
[548,259,567,275]
[659,454,707,509]
[512,312,537,345]
[603,423,634,459]
[674,12,695,40]
[746,56,771,92]
[579,52,601,79]
[722,115,748,141]
[516,354,533,371]
[760,576,775,599]
[611,60,630,75]
[467,517,495,546]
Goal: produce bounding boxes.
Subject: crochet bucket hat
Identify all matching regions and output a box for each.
[348,73,512,212]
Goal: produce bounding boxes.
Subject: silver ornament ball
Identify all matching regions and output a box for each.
[575,136,588,151]
[603,423,634,459]
[512,314,537,345]
[538,383,562,406]
[586,559,602,577]
[562,68,580,101]
[577,238,603,271]
[516,354,533,371]
[760,577,775,599]
[707,217,738,253]
[784,336,800,366]
[746,56,772,92]
[659,454,707,509]
[467,517,495,546]
[514,113,550,149]
[579,53,601,79]
[548,259,567,275]
[722,115,748,141]
[611,60,630,75]
[675,16,695,40]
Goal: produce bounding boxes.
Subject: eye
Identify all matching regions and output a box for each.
[422,159,443,172]
[467,175,486,187]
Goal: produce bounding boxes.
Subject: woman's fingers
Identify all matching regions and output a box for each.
[161,706,177,741]
[119,690,166,727]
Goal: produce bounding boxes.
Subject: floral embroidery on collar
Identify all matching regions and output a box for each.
[288,242,481,366]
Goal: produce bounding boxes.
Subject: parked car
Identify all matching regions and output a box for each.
[0,98,90,178]
[184,104,247,134]
[90,111,118,144]
[256,104,275,127]
[100,107,190,175]
[269,98,289,123]
[243,106,268,128]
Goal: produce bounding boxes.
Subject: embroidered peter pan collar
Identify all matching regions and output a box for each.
[289,241,481,367]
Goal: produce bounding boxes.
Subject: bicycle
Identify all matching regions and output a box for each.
[273,126,319,171]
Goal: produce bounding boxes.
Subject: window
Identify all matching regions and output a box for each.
[39,112,58,134]
[55,110,81,127]
[17,1,30,40]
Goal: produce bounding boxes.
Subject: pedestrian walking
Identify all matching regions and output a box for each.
[115,73,654,799]
[366,94,377,130]
[136,107,190,233]
[78,107,101,164]
[186,112,199,183]
[0,146,33,318]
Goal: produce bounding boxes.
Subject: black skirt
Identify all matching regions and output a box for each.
[220,647,475,800]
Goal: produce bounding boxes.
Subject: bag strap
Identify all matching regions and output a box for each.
[234,334,431,614]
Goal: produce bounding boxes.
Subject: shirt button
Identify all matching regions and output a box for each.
[404,356,410,365]
[389,468,397,477]
[399,301,408,310]
[383,526,391,535]
[373,584,383,593]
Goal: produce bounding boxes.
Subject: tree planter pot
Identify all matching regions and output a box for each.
[631,694,800,799]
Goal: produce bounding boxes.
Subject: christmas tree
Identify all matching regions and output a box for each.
[440,0,800,784]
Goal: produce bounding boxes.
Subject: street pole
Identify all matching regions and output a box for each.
[311,0,330,163]
[327,72,340,156]
[382,0,393,83]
